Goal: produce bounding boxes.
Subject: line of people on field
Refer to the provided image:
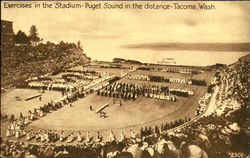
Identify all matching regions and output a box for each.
[27,71,113,94]
[195,93,212,116]
[62,72,100,80]
[138,67,205,74]
[28,81,74,92]
[169,88,194,97]
[128,74,187,84]
[128,74,208,86]
[97,82,179,102]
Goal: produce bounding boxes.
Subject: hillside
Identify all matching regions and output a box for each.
[1,42,91,87]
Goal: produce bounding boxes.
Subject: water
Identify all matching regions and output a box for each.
[85,45,249,66]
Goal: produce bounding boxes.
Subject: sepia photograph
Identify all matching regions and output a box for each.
[1,1,249,158]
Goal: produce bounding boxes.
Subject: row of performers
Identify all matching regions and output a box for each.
[128,74,207,86]
[104,82,170,94]
[29,92,84,120]
[9,127,129,144]
[97,90,177,102]
[26,130,121,143]
[62,72,100,80]
[128,74,187,84]
[98,82,193,98]
[27,82,76,92]
[138,67,204,74]
[25,130,86,143]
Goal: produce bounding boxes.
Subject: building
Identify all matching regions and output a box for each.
[1,20,14,46]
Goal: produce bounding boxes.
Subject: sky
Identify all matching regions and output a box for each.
[1,1,250,65]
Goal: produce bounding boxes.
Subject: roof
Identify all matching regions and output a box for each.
[1,20,13,23]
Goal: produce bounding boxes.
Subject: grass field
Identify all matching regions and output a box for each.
[1,89,62,118]
[29,92,197,131]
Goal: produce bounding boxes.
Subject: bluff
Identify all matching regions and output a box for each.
[1,42,91,87]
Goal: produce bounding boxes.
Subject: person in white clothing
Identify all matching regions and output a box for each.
[6,126,12,137]
[96,131,101,142]
[120,131,125,142]
[130,129,136,139]
[86,131,90,142]
[77,132,82,142]
[109,130,115,142]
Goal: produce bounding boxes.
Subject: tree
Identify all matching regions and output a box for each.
[29,25,40,43]
[77,41,83,50]
[14,30,30,44]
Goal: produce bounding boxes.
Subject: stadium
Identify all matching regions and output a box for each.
[1,42,249,158]
[1,2,250,157]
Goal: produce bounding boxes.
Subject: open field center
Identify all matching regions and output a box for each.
[29,92,198,131]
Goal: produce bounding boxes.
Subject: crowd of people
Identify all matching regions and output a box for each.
[1,106,248,158]
[164,55,249,158]
[97,82,179,102]
[211,55,248,117]
[27,81,75,92]
[6,117,27,139]
[195,93,212,116]
[62,73,100,81]
[24,70,114,94]
[138,67,206,74]
[128,74,187,84]
[169,88,194,97]
[89,63,132,70]
[128,74,207,86]
[1,117,207,158]
[187,79,207,86]
[128,74,149,81]
[63,70,101,80]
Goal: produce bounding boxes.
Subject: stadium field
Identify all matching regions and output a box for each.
[0,66,214,142]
